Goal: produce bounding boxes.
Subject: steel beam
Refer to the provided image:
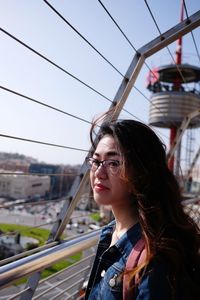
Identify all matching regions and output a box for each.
[21,9,200,299]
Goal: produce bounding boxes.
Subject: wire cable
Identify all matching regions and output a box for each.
[0,220,58,236]
[96,0,173,142]
[183,0,200,64]
[0,84,139,127]
[0,171,79,177]
[0,133,88,152]
[0,9,183,148]
[143,0,188,85]
[0,27,112,104]
[43,0,125,78]
[0,85,92,126]
[97,0,160,82]
[42,0,186,147]
[97,0,171,133]
[143,2,198,158]
[0,28,140,120]
[97,0,138,52]
[0,82,167,142]
[144,0,162,36]
[190,32,200,64]
[132,87,170,140]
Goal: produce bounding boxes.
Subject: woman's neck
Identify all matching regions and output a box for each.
[112,204,138,239]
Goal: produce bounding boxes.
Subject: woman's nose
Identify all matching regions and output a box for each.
[95,164,108,178]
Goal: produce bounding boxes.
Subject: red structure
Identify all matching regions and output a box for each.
[146,0,200,175]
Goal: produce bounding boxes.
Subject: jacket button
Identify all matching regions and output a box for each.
[101,270,106,277]
[109,274,117,287]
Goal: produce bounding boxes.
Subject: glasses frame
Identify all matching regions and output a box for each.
[86,157,121,175]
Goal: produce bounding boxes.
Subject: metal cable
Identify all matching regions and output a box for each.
[97,0,160,83]
[0,171,79,177]
[0,198,67,209]
[97,0,174,131]
[144,0,162,35]
[97,0,138,52]
[142,1,197,156]
[0,29,140,121]
[183,0,200,64]
[0,220,57,236]
[0,5,190,158]
[0,5,167,130]
[38,253,94,284]
[190,31,200,64]
[0,86,93,126]
[143,0,188,85]
[1,82,169,142]
[43,0,125,78]
[0,133,88,152]
[132,86,171,140]
[0,27,112,103]
[0,85,134,129]
[33,266,91,299]
[144,0,200,164]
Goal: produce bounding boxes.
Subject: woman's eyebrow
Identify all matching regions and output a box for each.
[107,151,119,157]
[93,151,119,157]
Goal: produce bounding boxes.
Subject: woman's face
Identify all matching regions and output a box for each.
[90,135,131,208]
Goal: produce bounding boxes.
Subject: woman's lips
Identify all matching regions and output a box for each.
[94,183,109,192]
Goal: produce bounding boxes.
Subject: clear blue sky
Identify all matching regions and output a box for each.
[0,0,199,165]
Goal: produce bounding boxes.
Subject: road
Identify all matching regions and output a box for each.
[0,202,98,299]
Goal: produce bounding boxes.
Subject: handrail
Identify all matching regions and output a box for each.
[0,198,199,297]
[6,254,95,300]
[0,241,58,266]
[32,258,93,299]
[0,230,82,266]
[0,229,101,289]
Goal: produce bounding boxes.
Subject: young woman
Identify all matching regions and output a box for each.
[84,119,200,300]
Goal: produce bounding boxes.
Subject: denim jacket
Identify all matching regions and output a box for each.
[85,220,198,300]
[85,220,195,300]
[85,220,141,300]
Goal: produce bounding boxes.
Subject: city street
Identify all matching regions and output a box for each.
[0,200,98,299]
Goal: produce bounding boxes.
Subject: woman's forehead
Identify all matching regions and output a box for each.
[95,135,119,156]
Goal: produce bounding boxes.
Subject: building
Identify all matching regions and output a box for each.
[0,170,50,199]
[29,163,79,199]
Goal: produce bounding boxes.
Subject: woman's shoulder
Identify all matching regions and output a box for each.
[101,220,116,233]
[99,220,116,240]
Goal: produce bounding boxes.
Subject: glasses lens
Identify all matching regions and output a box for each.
[86,158,98,171]
[104,160,120,174]
[86,158,120,174]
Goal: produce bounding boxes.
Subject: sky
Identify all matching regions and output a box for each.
[0,0,200,166]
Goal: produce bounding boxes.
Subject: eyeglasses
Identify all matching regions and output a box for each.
[86,158,121,175]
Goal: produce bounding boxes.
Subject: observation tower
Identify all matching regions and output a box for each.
[146,2,200,182]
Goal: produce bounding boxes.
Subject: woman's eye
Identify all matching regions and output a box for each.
[93,160,100,166]
[108,161,119,167]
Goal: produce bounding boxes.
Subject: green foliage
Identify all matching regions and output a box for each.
[0,223,82,285]
[26,243,38,250]
[90,212,100,222]
[0,224,49,246]
[41,252,82,278]
[15,253,82,285]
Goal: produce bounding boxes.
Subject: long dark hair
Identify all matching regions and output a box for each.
[90,118,200,294]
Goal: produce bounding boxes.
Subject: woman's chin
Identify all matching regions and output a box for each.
[93,195,112,206]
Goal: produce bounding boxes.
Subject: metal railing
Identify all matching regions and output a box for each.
[0,229,100,299]
[0,198,199,300]
[0,8,200,300]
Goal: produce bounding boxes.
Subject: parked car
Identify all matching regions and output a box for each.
[77,228,84,234]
